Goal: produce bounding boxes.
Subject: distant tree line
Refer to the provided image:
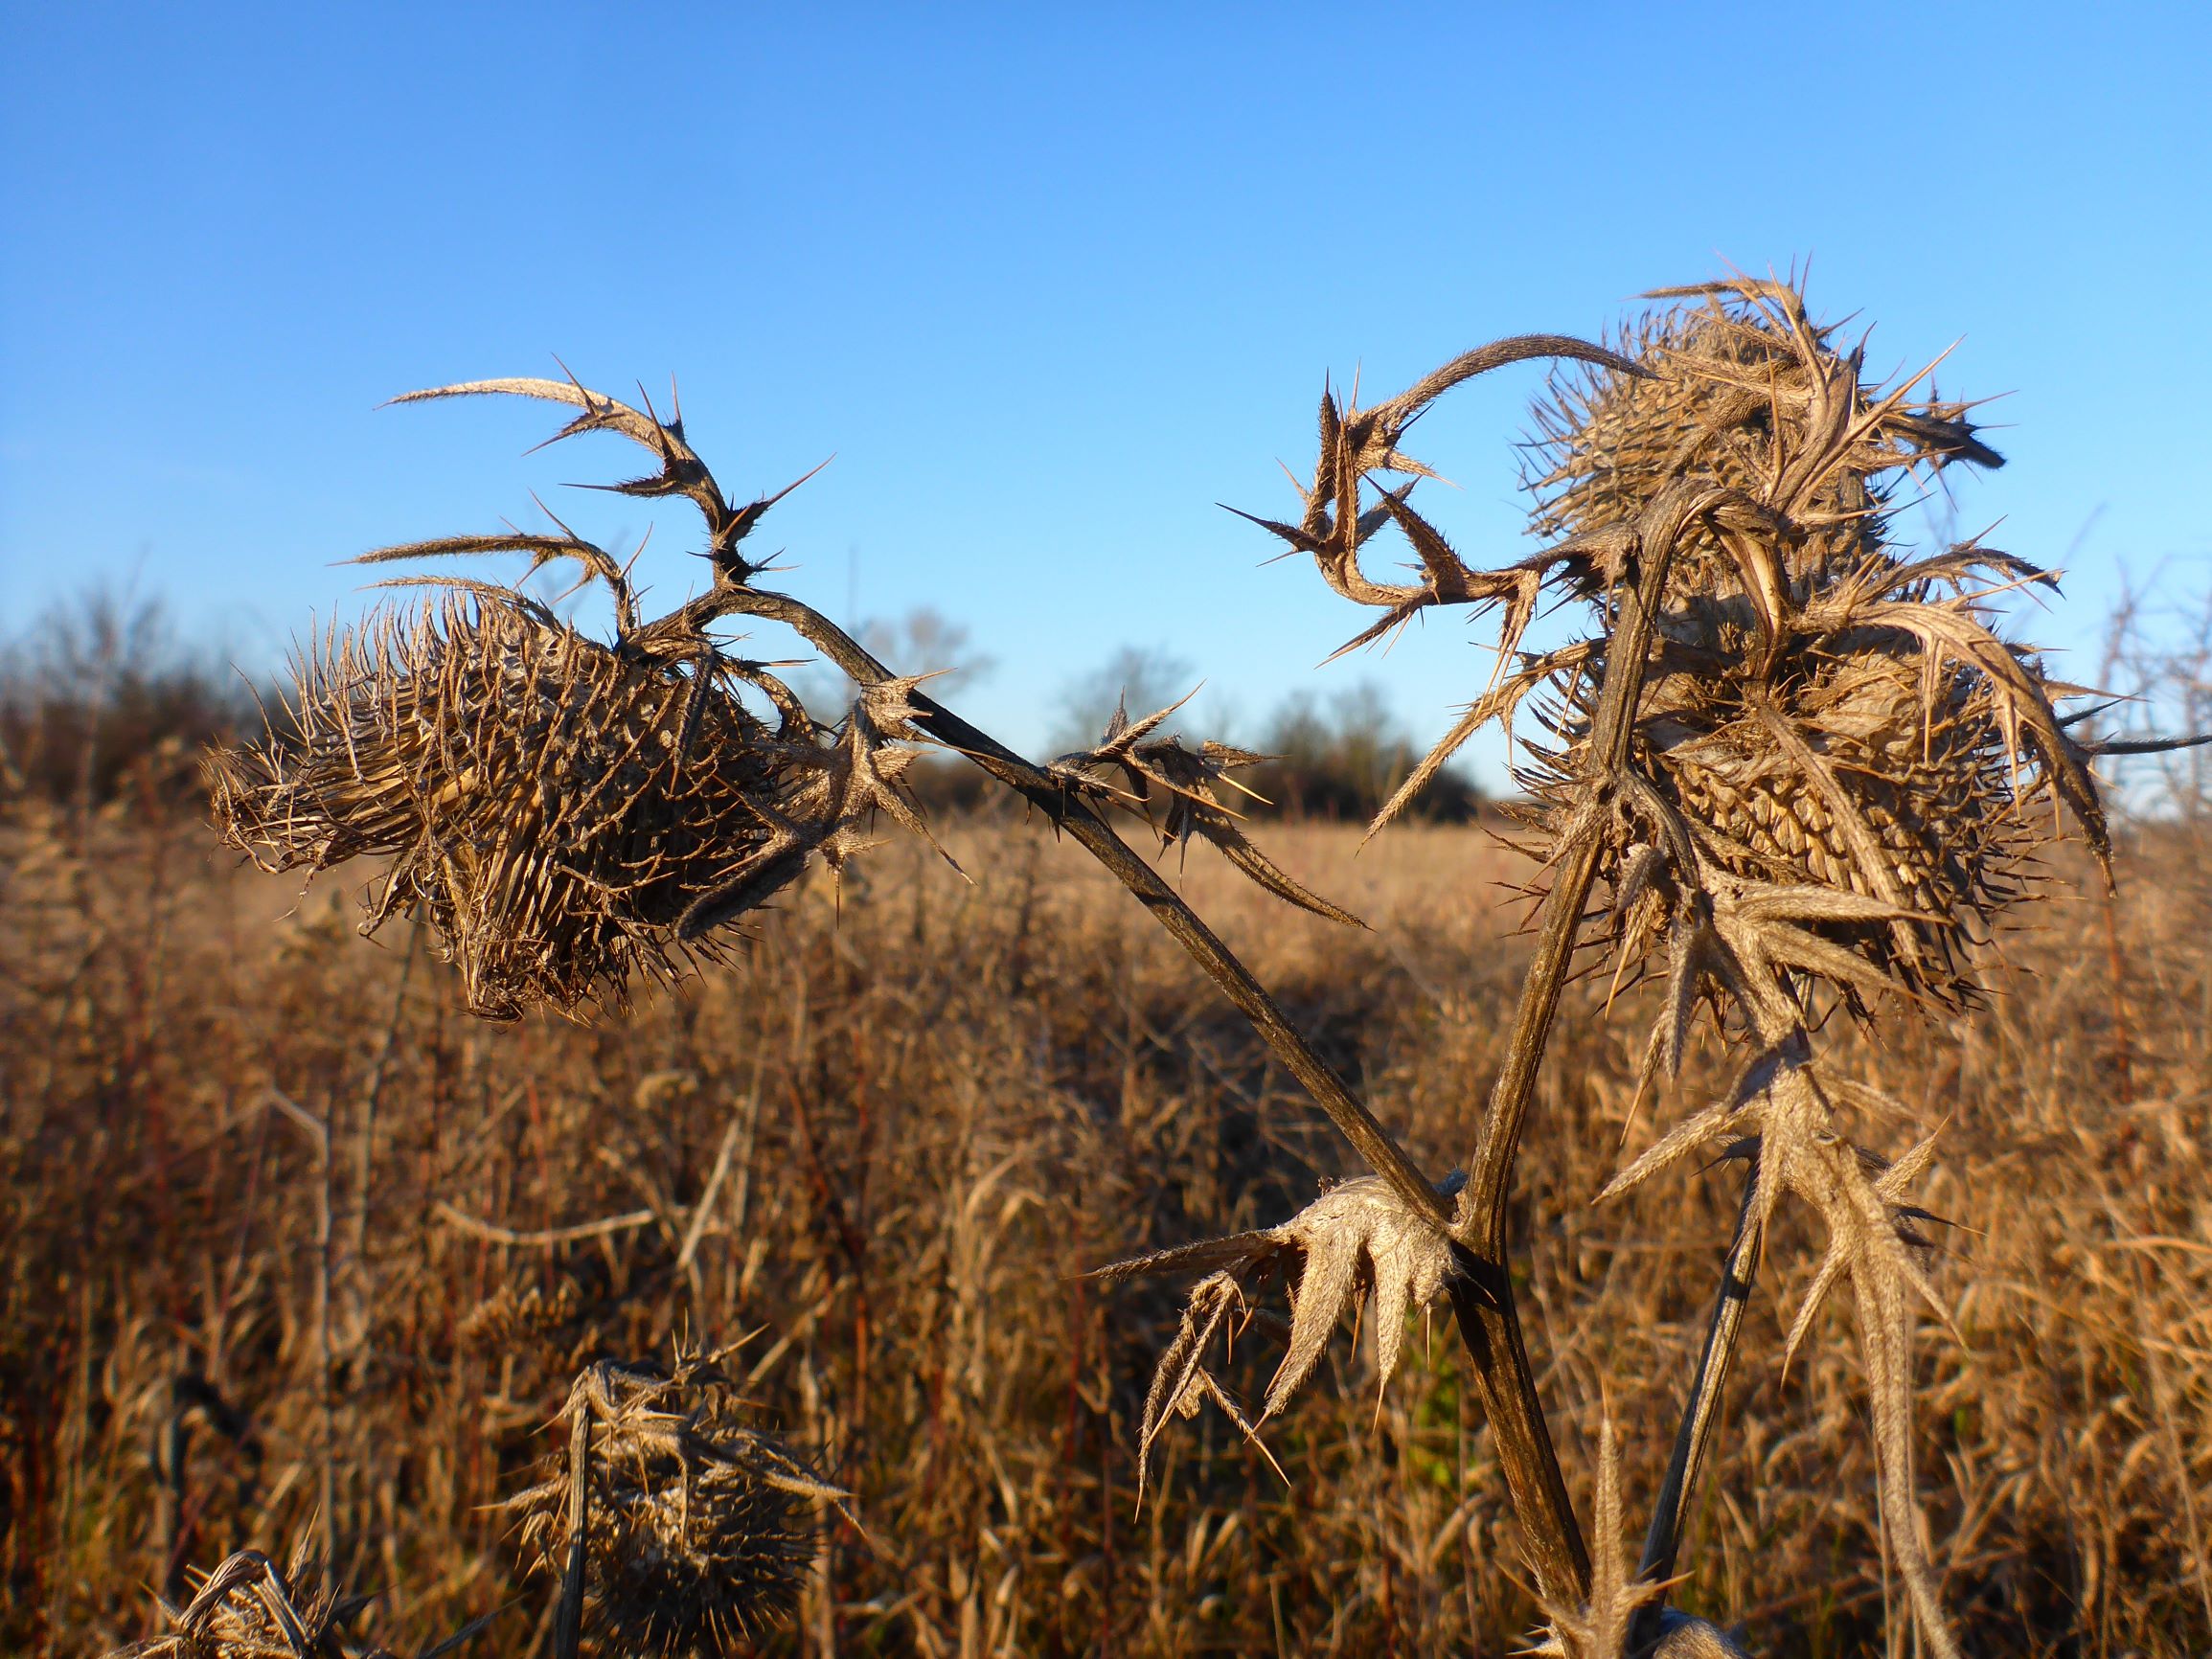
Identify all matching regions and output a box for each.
[0,593,1483,824]
[0,592,252,808]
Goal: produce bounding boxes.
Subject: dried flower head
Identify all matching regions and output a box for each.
[1228,275,2166,1656]
[510,1350,847,1656]
[107,1540,375,1659]
[1514,282,2098,1017]
[1091,1170,1465,1500]
[207,374,952,1020]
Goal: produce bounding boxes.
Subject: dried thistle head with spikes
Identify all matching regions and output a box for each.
[1227,278,2198,1656]
[1248,277,2117,1026]
[107,1539,383,1659]
[1517,282,2102,1018]
[510,1349,848,1657]
[205,375,955,1021]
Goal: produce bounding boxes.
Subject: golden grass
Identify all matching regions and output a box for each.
[4,803,2208,1655]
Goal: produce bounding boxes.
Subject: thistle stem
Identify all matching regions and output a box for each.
[1443,490,1699,1605]
[707,585,1451,1229]
[1639,1174,1764,1589]
[715,582,1604,1596]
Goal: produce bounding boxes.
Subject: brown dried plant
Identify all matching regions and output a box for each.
[511,1350,845,1657]
[1223,271,2200,1652]
[1089,1169,1466,1501]
[1048,692,1361,925]
[189,285,2202,1655]
[103,1535,491,1659]
[206,380,954,1021]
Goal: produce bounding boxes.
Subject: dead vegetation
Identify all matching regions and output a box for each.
[5,275,2209,1654]
[3,806,2208,1654]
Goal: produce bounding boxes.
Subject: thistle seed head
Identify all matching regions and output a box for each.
[509,1350,846,1656]
[106,1540,375,1659]
[1516,282,2081,1011]
[207,586,935,1019]
[209,370,957,1022]
[1244,276,2111,1022]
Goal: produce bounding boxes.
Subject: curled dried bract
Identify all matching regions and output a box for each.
[1091,1170,1465,1500]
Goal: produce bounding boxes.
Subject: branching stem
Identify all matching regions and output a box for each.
[705,586,1449,1226]
[711,582,1603,1600]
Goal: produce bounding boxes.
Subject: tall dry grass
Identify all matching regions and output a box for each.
[4,796,2208,1655]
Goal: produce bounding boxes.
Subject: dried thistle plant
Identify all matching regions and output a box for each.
[206,377,954,1020]
[106,1541,368,1659]
[103,1536,491,1659]
[510,1349,846,1657]
[197,290,2201,1652]
[1221,271,2198,1652]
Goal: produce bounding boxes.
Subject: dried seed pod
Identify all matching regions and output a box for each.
[207,373,958,1023]
[1516,284,2086,1012]
[509,1351,846,1656]
[106,1540,374,1659]
[207,586,933,1019]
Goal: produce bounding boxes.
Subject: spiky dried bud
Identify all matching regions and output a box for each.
[510,1351,847,1656]
[1516,283,2095,1013]
[106,1541,376,1659]
[207,588,935,1019]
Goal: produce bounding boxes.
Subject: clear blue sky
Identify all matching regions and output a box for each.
[4,3,2207,781]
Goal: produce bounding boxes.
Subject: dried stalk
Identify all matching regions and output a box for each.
[200,298,2184,1648]
[1640,1173,1764,1587]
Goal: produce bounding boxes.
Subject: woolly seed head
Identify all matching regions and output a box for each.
[208,589,825,1020]
[510,1352,844,1657]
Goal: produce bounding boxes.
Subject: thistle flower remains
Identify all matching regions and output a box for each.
[510,1351,847,1657]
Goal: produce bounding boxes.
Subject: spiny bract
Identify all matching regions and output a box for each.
[1090,1170,1465,1501]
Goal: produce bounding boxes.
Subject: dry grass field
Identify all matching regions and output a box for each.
[5,789,2209,1656]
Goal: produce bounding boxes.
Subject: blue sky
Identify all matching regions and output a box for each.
[4,3,2207,781]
